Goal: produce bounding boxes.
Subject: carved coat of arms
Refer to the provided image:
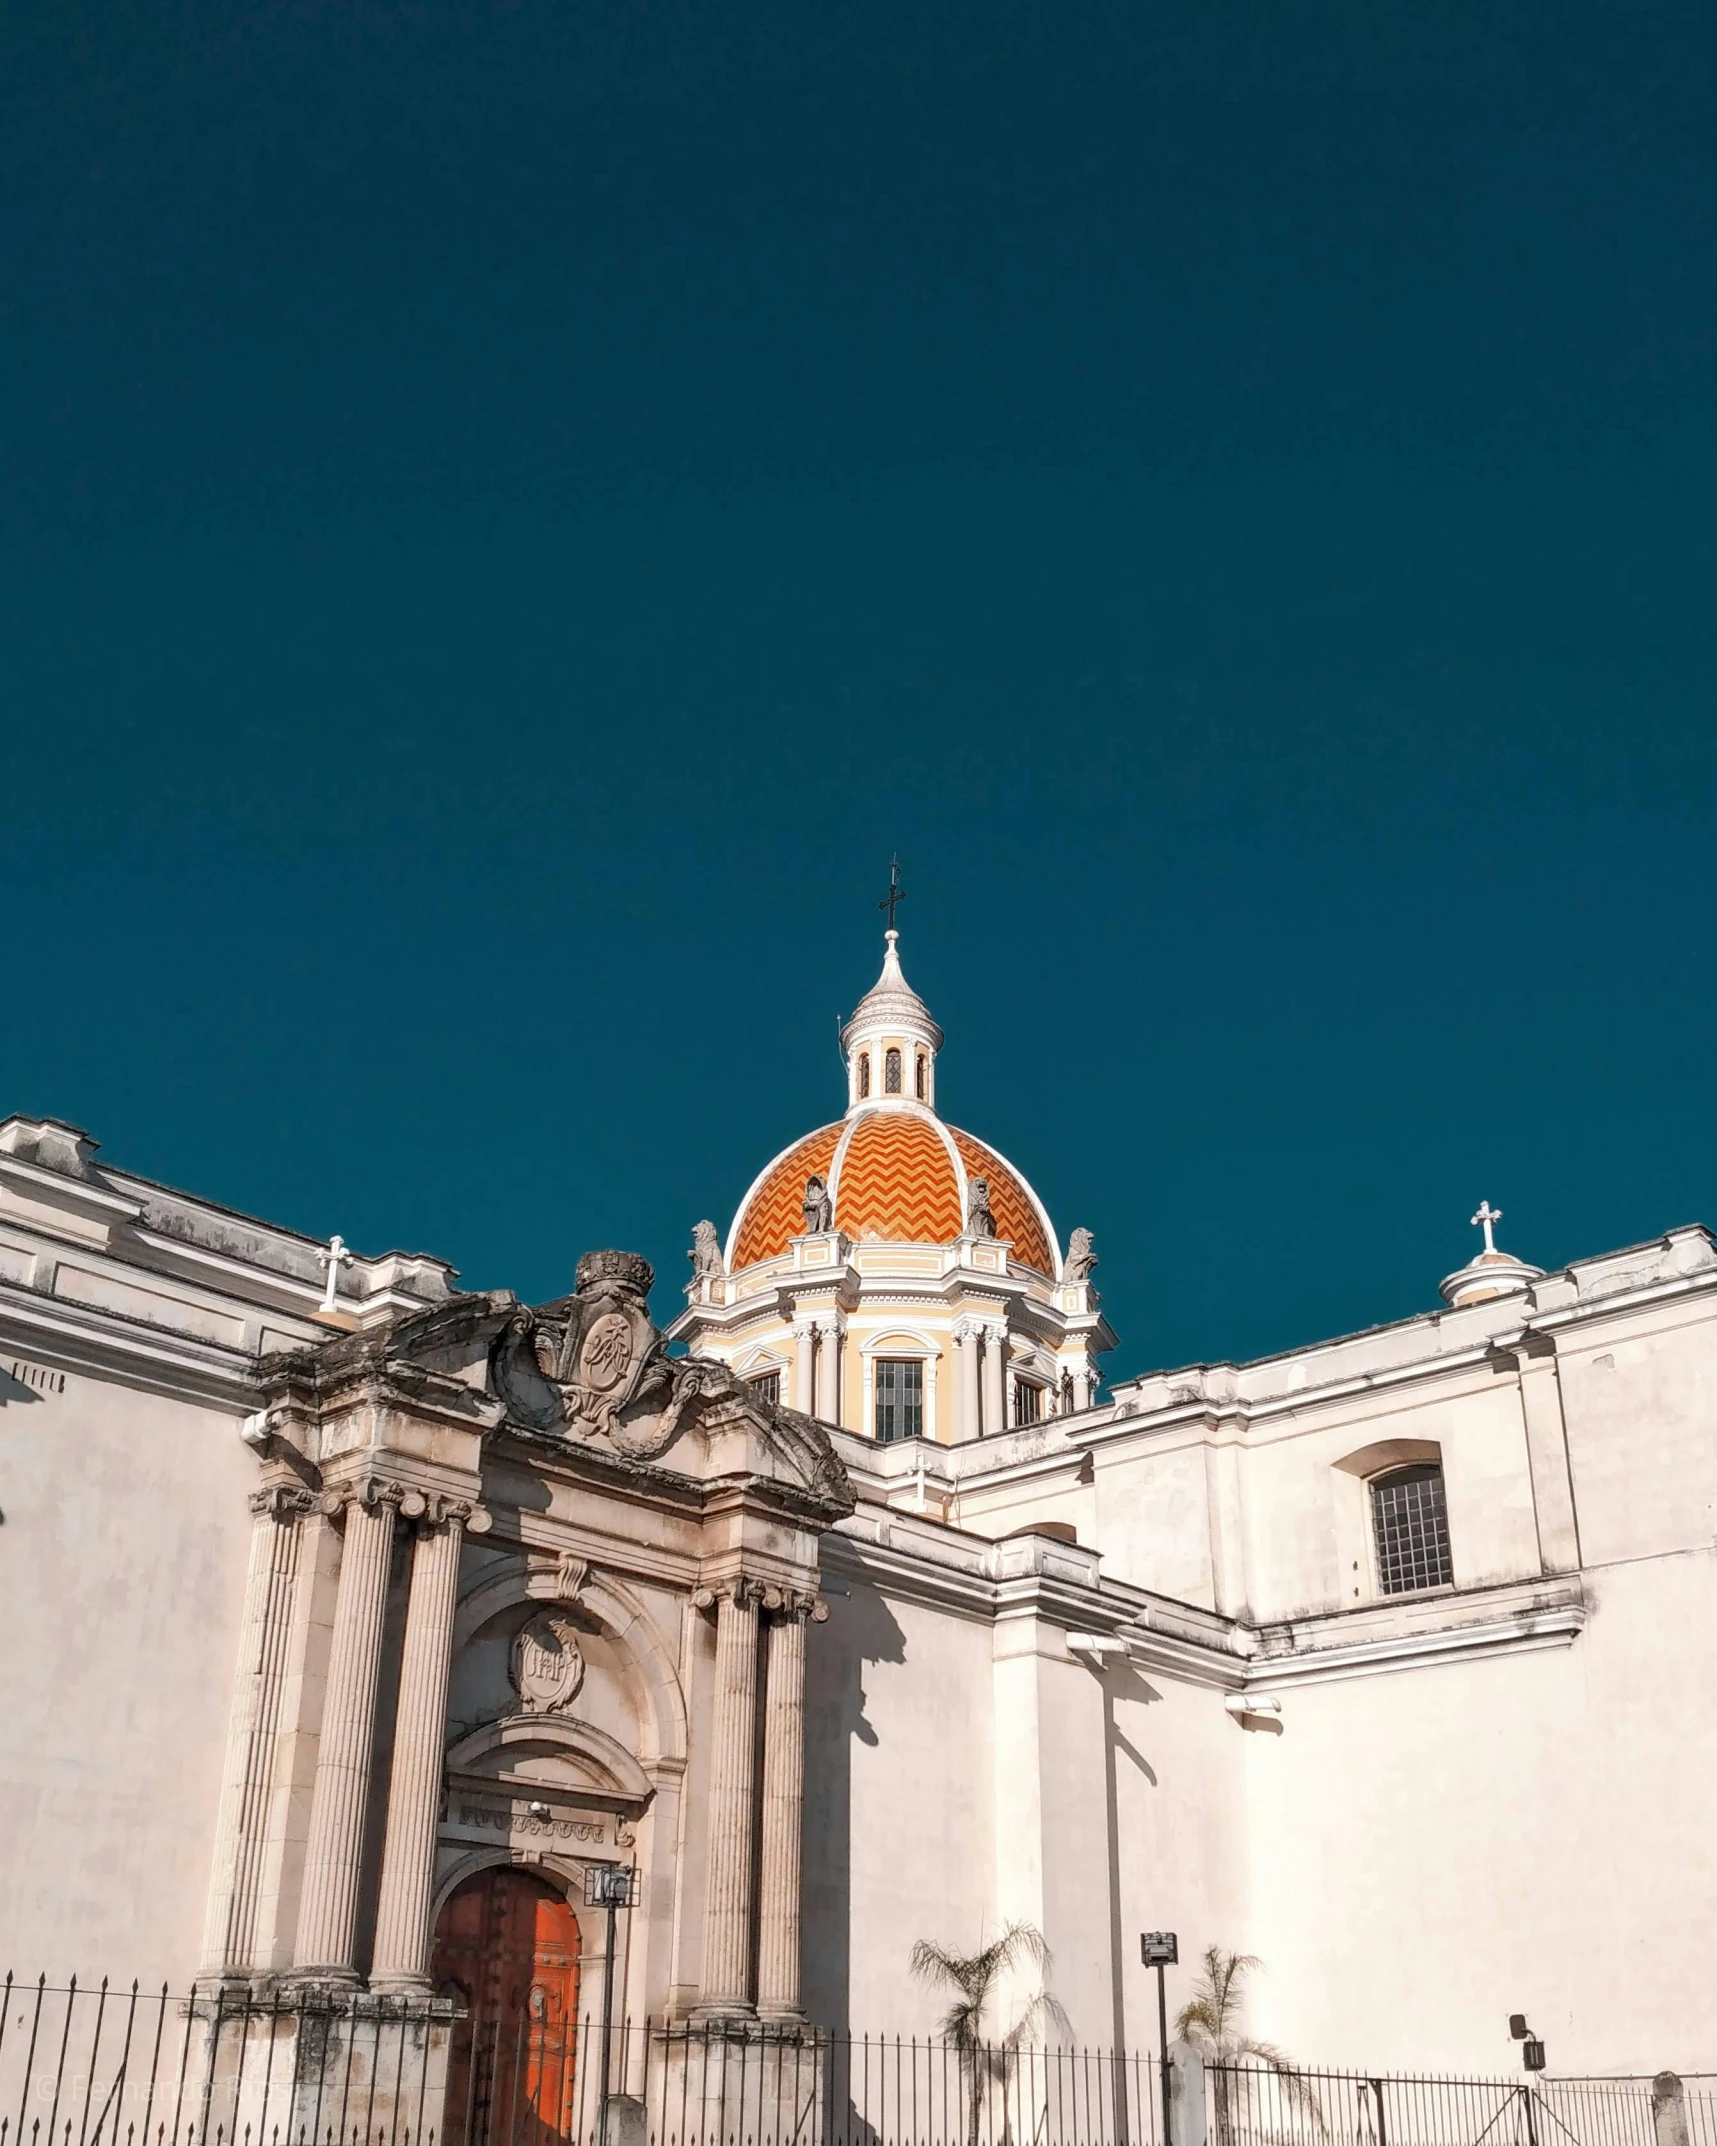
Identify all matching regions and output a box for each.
[550,1251,664,1439]
[510,1609,586,1714]
[487,1246,855,1505]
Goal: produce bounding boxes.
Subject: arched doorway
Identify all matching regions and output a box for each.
[432,1867,583,2146]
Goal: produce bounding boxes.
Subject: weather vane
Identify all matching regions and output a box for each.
[879,857,905,931]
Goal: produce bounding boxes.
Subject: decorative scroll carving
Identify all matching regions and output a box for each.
[248,1485,318,1520]
[693,1579,825,1622]
[314,1478,485,1529]
[509,1610,586,1715]
[489,1251,856,1512]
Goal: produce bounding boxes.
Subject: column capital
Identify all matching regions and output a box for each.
[811,1309,846,1338]
[691,1576,768,1613]
[762,1586,829,1624]
[248,1484,319,1520]
[315,1475,489,1531]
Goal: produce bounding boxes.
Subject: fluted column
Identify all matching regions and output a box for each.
[370,1504,468,1993]
[955,1321,982,1442]
[791,1319,817,1415]
[981,1321,1007,1438]
[813,1313,843,1425]
[695,1581,761,2016]
[757,1593,825,2019]
[292,1486,397,1981]
[199,1487,310,1983]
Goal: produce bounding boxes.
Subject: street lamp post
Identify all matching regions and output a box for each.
[1509,2015,1546,2146]
[586,1862,639,2142]
[1141,1933,1178,2146]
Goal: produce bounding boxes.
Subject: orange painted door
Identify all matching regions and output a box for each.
[433,1869,582,2146]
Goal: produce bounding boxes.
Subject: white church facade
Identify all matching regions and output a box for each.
[1,929,1713,2118]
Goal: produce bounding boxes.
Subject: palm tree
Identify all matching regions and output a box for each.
[1176,1948,1322,2146]
[910,1922,1069,2146]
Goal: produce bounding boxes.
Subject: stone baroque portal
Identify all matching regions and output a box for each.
[184,1255,852,2129]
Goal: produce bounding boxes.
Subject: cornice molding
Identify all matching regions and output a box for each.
[825,1512,1590,1697]
[0,1280,261,1409]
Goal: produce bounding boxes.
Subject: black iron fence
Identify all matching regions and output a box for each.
[2,1979,1711,2146]
[1204,2065,1717,2146]
[0,1979,1156,2146]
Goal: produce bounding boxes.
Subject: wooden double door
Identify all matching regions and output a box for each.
[432,1869,583,2146]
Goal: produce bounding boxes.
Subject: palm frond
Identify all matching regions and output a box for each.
[1234,2042,1325,2131]
[1000,1989,1072,2055]
[908,1922,1059,2057]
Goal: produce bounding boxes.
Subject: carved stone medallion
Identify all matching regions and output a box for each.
[578,1311,637,1396]
[509,1610,586,1715]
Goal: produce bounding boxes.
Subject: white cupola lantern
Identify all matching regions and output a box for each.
[840,931,944,1114]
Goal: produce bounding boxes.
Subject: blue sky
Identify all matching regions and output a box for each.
[3,1,1714,1376]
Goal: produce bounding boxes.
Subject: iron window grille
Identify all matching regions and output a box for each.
[858,1054,871,1097]
[1371,1463,1454,1595]
[874,1358,924,1443]
[748,1371,781,1407]
[915,1053,927,1099]
[885,1047,903,1093]
[1013,1379,1043,1426]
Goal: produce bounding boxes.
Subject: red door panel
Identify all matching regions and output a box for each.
[433,1868,582,2146]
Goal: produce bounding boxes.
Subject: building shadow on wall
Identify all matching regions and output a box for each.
[802,1572,906,2043]
[1086,1658,1163,2094]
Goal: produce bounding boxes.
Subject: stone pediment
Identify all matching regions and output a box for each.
[486,1250,855,1518]
[444,1715,654,1813]
[278,1254,855,1519]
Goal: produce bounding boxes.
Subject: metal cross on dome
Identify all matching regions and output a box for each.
[878,858,906,931]
[1471,1200,1502,1254]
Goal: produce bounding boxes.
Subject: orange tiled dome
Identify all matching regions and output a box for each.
[727,1109,1058,1276]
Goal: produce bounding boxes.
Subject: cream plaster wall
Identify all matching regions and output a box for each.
[1230,1380,1544,1622]
[803,1581,997,2033]
[1104,1670,1251,2056]
[1240,1550,1717,2073]
[0,1367,253,1980]
[1089,1444,1218,1608]
[1558,1310,1717,1565]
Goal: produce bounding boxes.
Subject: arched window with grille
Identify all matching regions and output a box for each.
[1370,1463,1453,1594]
[915,1053,927,1099]
[885,1047,902,1093]
[858,1053,871,1098]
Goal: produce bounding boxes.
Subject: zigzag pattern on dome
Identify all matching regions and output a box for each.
[729,1123,841,1269]
[834,1111,963,1244]
[949,1128,1056,1276]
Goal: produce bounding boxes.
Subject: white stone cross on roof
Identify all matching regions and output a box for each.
[1470,1200,1502,1255]
[319,1233,354,1311]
